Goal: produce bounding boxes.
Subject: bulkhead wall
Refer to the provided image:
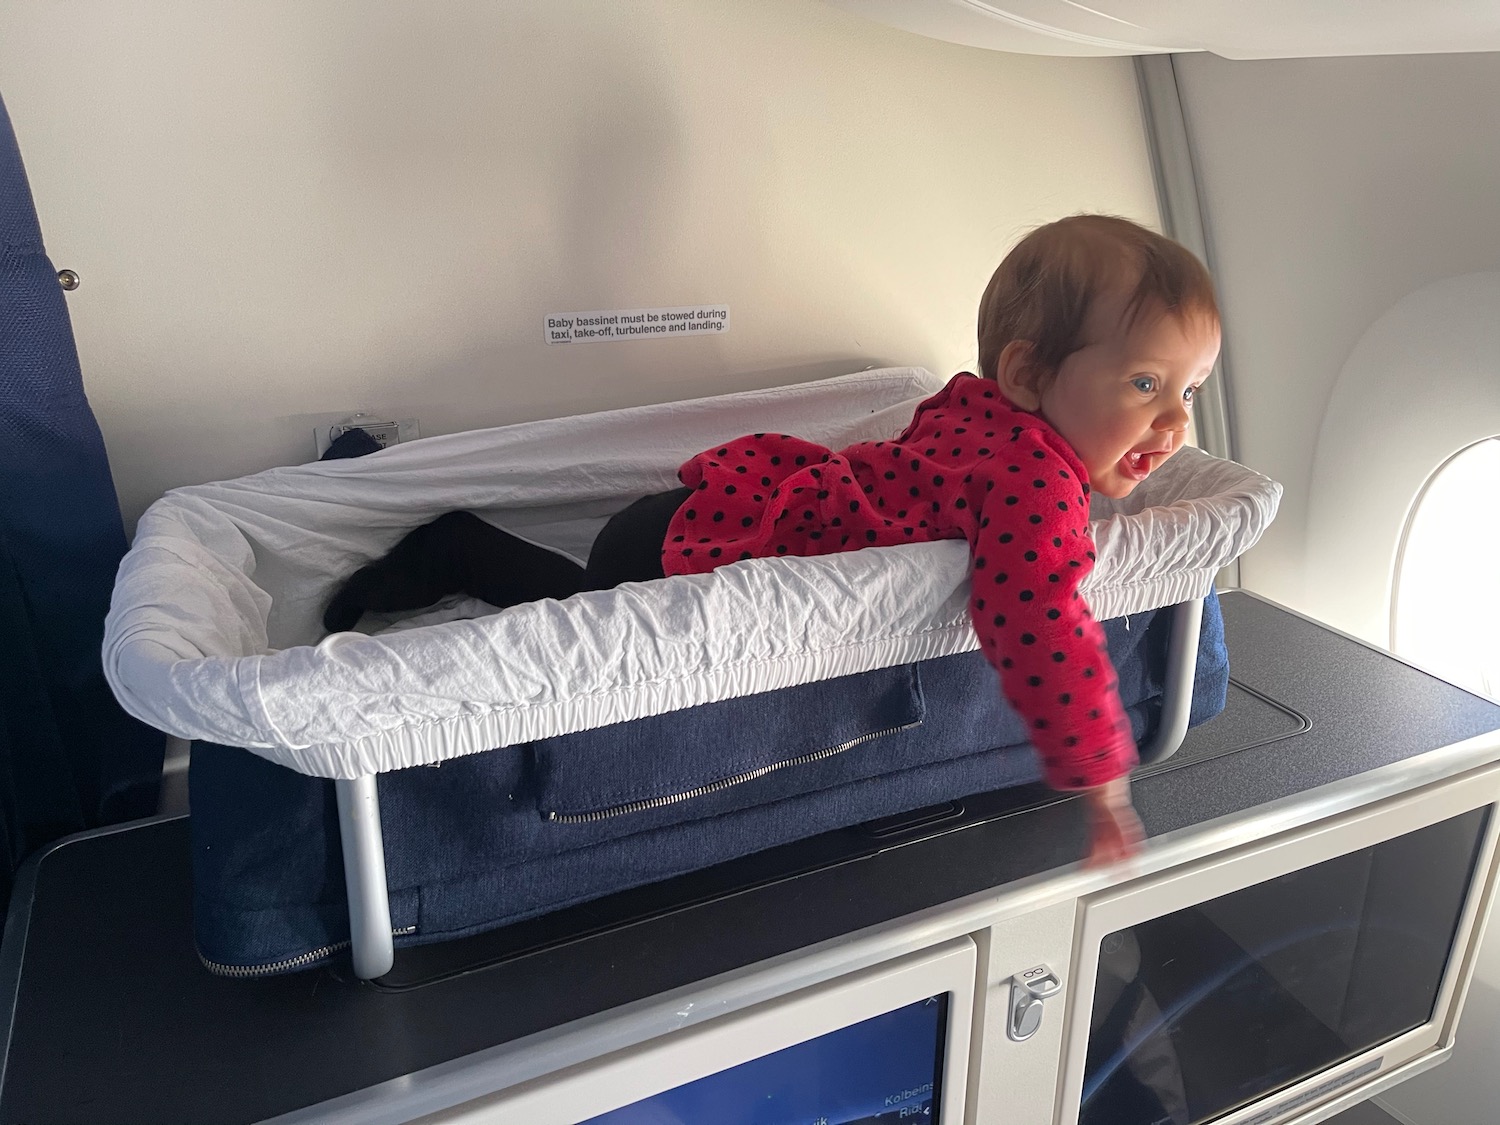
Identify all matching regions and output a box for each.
[0,0,1158,530]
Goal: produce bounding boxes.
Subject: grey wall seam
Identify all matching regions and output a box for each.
[1134,52,1239,587]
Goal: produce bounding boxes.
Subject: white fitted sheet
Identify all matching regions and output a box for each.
[102,368,1280,779]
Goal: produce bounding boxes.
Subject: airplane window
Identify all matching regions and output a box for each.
[1391,438,1500,699]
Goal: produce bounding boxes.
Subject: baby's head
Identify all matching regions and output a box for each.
[977,215,1221,498]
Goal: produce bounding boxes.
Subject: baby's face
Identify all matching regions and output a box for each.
[1036,295,1220,499]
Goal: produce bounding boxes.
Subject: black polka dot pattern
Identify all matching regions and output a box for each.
[663,372,1137,790]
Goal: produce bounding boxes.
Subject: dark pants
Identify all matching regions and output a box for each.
[322,488,692,633]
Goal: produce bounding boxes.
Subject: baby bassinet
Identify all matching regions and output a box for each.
[102,368,1281,977]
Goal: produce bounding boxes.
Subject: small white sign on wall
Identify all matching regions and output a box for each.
[544,305,730,344]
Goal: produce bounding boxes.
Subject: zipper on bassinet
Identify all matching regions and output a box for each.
[545,720,923,825]
[199,925,418,979]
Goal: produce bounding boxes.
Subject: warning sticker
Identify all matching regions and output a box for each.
[544,304,730,344]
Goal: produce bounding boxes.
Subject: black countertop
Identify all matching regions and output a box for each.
[4,592,1499,1124]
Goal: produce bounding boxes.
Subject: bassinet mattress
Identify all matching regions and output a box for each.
[102,368,1281,780]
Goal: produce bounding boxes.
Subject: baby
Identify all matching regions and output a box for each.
[325,214,1221,866]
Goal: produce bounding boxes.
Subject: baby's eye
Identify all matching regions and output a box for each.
[1132,376,1156,394]
[1183,385,1198,406]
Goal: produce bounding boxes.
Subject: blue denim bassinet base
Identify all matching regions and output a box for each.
[189,592,1227,975]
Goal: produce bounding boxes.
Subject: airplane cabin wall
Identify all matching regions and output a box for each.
[1175,50,1500,1125]
[1173,51,1500,644]
[0,0,1159,530]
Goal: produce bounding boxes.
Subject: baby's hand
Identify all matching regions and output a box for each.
[1081,776,1144,868]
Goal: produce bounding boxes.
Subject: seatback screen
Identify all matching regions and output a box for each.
[1082,808,1488,1125]
[580,992,948,1124]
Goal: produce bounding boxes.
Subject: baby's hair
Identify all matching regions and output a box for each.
[977,214,1219,386]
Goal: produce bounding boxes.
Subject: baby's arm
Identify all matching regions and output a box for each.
[965,434,1140,858]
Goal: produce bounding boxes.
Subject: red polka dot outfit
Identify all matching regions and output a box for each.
[664,372,1136,790]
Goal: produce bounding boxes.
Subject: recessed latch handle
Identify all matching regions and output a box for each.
[1007,963,1062,1042]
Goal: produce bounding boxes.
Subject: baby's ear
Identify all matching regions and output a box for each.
[996,340,1042,411]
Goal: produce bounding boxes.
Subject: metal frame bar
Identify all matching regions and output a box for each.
[1137,597,1205,765]
[334,776,395,980]
[1135,54,1239,588]
[332,598,1207,978]
[1134,55,1234,464]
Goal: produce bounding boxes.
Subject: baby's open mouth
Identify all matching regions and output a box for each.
[1119,449,1165,481]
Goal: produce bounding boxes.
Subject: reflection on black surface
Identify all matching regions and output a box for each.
[1082,808,1488,1125]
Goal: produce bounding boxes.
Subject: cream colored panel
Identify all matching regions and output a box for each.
[1,0,1156,528]
[970,899,1078,1125]
[825,0,1500,59]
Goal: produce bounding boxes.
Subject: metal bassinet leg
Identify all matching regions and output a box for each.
[334,775,395,979]
[1137,597,1205,765]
